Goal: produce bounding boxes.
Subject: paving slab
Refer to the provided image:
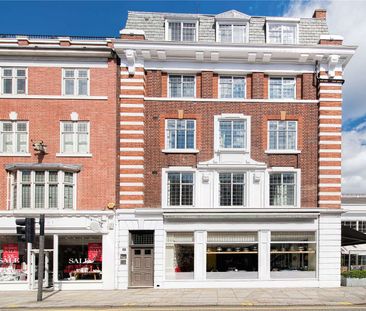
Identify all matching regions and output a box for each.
[0,287,366,309]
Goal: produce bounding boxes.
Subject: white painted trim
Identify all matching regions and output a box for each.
[120,29,145,36]
[120,112,144,117]
[120,104,144,108]
[120,191,143,195]
[0,153,31,157]
[319,166,341,170]
[218,75,246,99]
[120,165,144,169]
[120,174,144,178]
[319,124,342,128]
[319,141,341,145]
[0,95,107,100]
[120,147,144,152]
[120,156,144,160]
[120,71,144,76]
[319,183,340,187]
[120,138,144,143]
[119,94,144,99]
[318,200,341,204]
[319,90,342,94]
[319,107,341,111]
[119,200,144,204]
[120,121,144,126]
[319,175,342,178]
[120,78,144,83]
[120,130,144,134]
[145,97,319,104]
[265,150,301,154]
[61,68,90,97]
[319,82,343,87]
[266,17,300,22]
[120,182,144,187]
[318,132,341,136]
[320,34,344,41]
[0,59,109,68]
[164,119,197,151]
[319,192,341,196]
[120,85,144,90]
[216,22,249,44]
[266,120,298,152]
[319,158,341,162]
[319,115,342,119]
[319,98,342,102]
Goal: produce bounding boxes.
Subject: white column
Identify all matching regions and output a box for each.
[258,230,270,280]
[194,230,206,281]
[53,234,58,286]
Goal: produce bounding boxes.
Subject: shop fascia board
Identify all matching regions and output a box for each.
[0,210,114,217]
[115,40,356,66]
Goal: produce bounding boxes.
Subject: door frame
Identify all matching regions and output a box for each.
[128,230,154,288]
[30,249,53,290]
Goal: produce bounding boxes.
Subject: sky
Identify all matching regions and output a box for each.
[0,0,365,193]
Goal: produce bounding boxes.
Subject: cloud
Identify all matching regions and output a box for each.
[285,0,366,194]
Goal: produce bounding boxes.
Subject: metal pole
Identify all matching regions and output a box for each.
[27,242,32,290]
[37,214,45,302]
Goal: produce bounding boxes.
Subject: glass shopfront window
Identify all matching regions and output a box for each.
[270,232,316,279]
[206,232,258,279]
[58,235,102,281]
[0,236,27,282]
[165,232,194,280]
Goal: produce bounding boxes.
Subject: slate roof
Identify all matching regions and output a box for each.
[124,10,329,45]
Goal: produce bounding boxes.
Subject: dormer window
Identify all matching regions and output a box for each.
[267,23,298,44]
[218,24,247,43]
[166,21,197,42]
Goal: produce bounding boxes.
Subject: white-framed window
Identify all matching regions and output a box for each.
[219,119,247,149]
[169,75,195,98]
[269,172,296,206]
[167,172,194,206]
[1,68,27,95]
[10,170,76,209]
[219,76,246,99]
[269,77,296,99]
[0,121,28,154]
[165,119,196,150]
[166,21,197,42]
[267,23,298,44]
[218,23,247,43]
[62,69,89,96]
[219,172,246,206]
[60,121,90,154]
[268,121,297,151]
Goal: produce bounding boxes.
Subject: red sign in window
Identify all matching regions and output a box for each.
[2,244,19,263]
[88,243,102,262]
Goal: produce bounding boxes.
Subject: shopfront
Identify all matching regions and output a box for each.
[0,211,115,291]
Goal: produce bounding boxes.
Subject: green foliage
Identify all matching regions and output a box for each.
[342,270,366,279]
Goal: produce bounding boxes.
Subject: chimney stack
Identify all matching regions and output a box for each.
[313,9,327,20]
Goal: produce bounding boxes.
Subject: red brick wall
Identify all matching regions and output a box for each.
[144,101,319,208]
[0,58,118,211]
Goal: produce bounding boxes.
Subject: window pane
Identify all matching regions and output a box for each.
[35,185,45,209]
[64,172,73,183]
[35,171,45,183]
[233,78,245,98]
[64,185,73,209]
[233,121,245,148]
[16,78,26,94]
[64,70,74,78]
[3,79,12,94]
[268,24,282,43]
[21,185,31,209]
[182,23,196,41]
[219,77,232,98]
[16,69,26,77]
[269,78,282,99]
[3,69,12,77]
[186,130,194,149]
[169,22,181,41]
[63,133,74,153]
[219,24,232,43]
[219,121,232,148]
[78,79,88,96]
[22,171,31,182]
[65,79,74,95]
[49,185,58,209]
[169,76,181,97]
[3,133,13,153]
[283,25,296,44]
[49,171,58,183]
[78,70,88,78]
[283,78,295,99]
[233,25,245,43]
[77,133,88,153]
[219,173,232,206]
[182,76,194,97]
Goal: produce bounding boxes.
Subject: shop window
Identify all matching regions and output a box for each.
[270,231,316,279]
[58,235,102,281]
[206,232,258,279]
[165,232,194,280]
[0,236,27,282]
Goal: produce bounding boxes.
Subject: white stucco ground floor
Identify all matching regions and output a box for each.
[0,208,342,290]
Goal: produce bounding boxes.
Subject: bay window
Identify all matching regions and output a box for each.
[219,76,246,99]
[270,231,316,278]
[269,172,296,207]
[267,23,297,44]
[268,120,297,151]
[1,68,27,95]
[10,170,76,209]
[269,77,296,99]
[0,121,28,154]
[169,75,195,98]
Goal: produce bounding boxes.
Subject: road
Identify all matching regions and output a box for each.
[2,306,366,311]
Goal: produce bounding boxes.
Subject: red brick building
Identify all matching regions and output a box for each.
[0,36,118,290]
[114,9,356,288]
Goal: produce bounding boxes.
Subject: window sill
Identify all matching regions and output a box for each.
[162,149,199,154]
[0,153,31,157]
[216,149,249,153]
[265,150,301,154]
[56,153,92,158]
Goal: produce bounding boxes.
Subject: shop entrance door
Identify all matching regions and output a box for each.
[30,250,53,290]
[129,231,154,287]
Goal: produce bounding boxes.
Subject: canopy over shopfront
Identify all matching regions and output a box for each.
[342,225,366,246]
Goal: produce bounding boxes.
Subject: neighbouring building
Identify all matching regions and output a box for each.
[341,194,366,270]
[0,35,118,290]
[114,9,356,289]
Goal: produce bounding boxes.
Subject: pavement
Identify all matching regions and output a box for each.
[1,287,366,310]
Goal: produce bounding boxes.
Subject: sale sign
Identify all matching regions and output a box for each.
[2,244,19,263]
[88,243,102,262]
